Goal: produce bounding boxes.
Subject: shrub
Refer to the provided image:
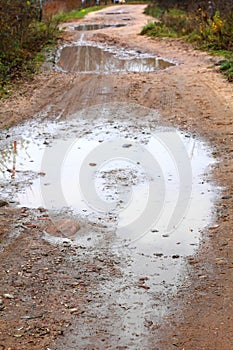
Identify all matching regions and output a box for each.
[0,0,59,92]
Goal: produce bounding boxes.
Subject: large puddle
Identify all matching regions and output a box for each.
[56,43,174,73]
[0,103,215,253]
[0,102,216,347]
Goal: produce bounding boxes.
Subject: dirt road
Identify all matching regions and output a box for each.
[0,5,233,350]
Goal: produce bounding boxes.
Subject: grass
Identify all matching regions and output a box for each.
[54,6,105,22]
[142,4,233,82]
[219,59,233,82]
[140,21,177,37]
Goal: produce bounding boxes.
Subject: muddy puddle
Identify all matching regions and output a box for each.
[105,11,129,15]
[56,43,174,73]
[0,103,217,348]
[70,23,127,31]
[0,103,215,250]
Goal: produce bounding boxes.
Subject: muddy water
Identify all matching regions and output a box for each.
[0,103,215,255]
[0,103,216,348]
[56,44,174,73]
[71,23,127,30]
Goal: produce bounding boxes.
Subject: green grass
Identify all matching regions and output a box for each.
[54,6,105,22]
[142,4,233,82]
[219,59,233,82]
[140,21,177,37]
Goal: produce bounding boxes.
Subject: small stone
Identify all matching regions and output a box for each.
[69,308,79,314]
[138,285,150,290]
[222,195,232,200]
[0,200,8,208]
[151,229,159,233]
[139,277,149,282]
[172,254,180,259]
[209,224,219,229]
[89,163,97,167]
[45,219,80,238]
[3,293,14,299]
[122,144,132,148]
[154,253,163,257]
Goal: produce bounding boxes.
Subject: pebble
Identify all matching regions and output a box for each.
[222,195,232,200]
[122,143,132,148]
[154,253,163,257]
[3,293,14,299]
[209,224,219,229]
[69,308,79,314]
[0,200,8,207]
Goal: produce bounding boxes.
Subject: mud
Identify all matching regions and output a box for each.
[0,4,233,350]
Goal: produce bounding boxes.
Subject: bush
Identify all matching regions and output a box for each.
[0,0,59,92]
[144,3,233,54]
[143,2,233,81]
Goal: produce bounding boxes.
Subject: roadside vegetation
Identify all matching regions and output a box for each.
[54,6,105,22]
[142,0,233,81]
[0,0,103,98]
[0,0,58,97]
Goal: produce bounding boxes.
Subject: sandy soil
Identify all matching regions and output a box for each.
[0,5,233,350]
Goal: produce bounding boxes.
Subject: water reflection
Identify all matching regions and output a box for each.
[57,45,174,73]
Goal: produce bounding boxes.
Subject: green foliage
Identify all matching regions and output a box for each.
[0,0,59,95]
[144,5,194,36]
[140,22,156,35]
[141,21,177,37]
[144,4,163,18]
[54,6,104,22]
[162,10,193,35]
[219,59,233,82]
[143,3,233,81]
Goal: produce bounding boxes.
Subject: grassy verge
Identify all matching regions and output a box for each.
[54,6,105,22]
[142,5,233,82]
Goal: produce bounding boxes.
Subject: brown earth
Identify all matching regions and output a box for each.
[0,5,233,350]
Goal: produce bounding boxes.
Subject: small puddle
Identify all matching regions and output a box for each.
[105,11,129,15]
[56,44,174,73]
[72,23,127,31]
